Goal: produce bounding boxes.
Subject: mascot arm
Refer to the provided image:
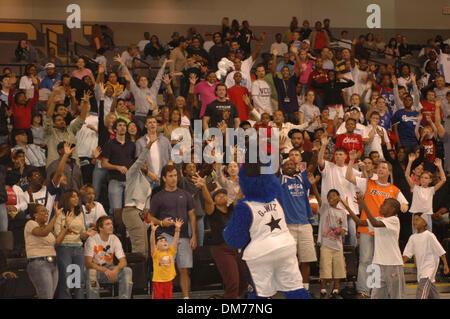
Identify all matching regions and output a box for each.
[223,202,252,249]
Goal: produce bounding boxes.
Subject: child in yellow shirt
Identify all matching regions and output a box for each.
[150,218,183,299]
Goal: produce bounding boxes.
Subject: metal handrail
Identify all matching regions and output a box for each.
[45,28,70,66]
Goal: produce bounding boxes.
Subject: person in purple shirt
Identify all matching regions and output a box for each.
[194,71,220,118]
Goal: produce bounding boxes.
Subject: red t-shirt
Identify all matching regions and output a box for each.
[6,186,17,206]
[307,69,328,96]
[420,101,443,126]
[314,31,327,50]
[335,133,364,163]
[228,86,250,121]
[423,138,436,163]
[9,88,39,129]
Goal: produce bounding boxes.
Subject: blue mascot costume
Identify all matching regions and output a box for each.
[223,156,311,299]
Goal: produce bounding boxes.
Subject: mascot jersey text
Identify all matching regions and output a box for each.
[223,161,311,299]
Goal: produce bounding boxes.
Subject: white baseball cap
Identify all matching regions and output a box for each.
[44,62,55,69]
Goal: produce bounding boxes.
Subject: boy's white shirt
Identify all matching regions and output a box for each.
[368,215,403,266]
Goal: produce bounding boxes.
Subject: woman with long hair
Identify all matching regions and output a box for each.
[72,57,95,84]
[159,108,182,142]
[297,49,316,95]
[364,32,377,56]
[91,24,104,52]
[144,35,165,60]
[15,39,37,63]
[163,74,193,128]
[127,121,141,143]
[54,189,96,299]
[385,38,399,59]
[215,161,241,207]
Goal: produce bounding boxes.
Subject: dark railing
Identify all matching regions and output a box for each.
[45,28,70,67]
[0,63,77,75]
[329,36,422,73]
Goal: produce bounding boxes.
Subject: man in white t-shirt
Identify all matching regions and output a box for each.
[80,184,107,229]
[85,216,133,299]
[336,107,365,136]
[225,33,266,91]
[251,64,273,115]
[362,111,391,160]
[438,45,450,84]
[348,194,406,299]
[137,32,150,52]
[270,33,288,57]
[403,214,449,299]
[318,135,361,247]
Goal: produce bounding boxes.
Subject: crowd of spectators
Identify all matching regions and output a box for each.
[1,16,450,299]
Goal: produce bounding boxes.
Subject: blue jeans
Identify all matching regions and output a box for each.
[55,245,85,299]
[92,162,108,201]
[108,179,126,216]
[86,267,133,299]
[412,214,432,233]
[356,233,374,296]
[188,216,204,247]
[27,259,58,299]
[0,203,7,232]
[345,216,357,248]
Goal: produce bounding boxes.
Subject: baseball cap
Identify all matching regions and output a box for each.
[302,39,310,45]
[45,63,55,69]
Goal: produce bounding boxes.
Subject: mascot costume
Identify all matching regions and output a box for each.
[223,152,311,299]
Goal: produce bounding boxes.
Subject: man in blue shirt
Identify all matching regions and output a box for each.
[392,94,420,152]
[278,159,316,292]
[40,63,62,91]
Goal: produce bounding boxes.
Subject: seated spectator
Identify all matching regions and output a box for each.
[354,35,369,60]
[385,38,400,59]
[12,130,46,169]
[187,37,209,67]
[85,215,132,299]
[374,34,386,56]
[137,32,150,53]
[40,63,61,92]
[399,36,413,59]
[208,32,230,71]
[337,31,352,50]
[271,33,288,57]
[144,35,165,60]
[31,113,45,148]
[72,57,95,84]
[15,40,37,63]
[203,32,214,53]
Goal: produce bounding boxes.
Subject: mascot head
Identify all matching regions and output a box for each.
[238,143,281,202]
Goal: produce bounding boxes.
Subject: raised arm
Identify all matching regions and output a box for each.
[52,142,73,186]
[271,48,278,76]
[346,150,358,185]
[251,32,266,61]
[114,55,138,92]
[318,134,330,169]
[46,81,63,119]
[404,153,416,190]
[433,158,446,192]
[193,174,215,215]
[149,59,171,102]
[435,99,445,139]
[356,192,386,228]
[415,113,422,141]
[149,222,159,255]
[341,195,367,226]
[172,218,184,248]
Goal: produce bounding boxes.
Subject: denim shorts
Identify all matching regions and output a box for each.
[162,233,193,269]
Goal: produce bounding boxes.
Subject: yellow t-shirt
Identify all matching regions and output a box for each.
[152,245,177,282]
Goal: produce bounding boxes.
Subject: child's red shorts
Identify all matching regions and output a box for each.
[153,281,173,299]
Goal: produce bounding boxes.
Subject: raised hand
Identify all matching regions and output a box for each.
[189,73,198,85]
[53,203,64,218]
[408,153,416,162]
[435,97,443,109]
[81,90,92,102]
[434,158,442,167]
[349,149,358,161]
[63,142,75,156]
[320,134,330,146]
[31,75,38,86]
[98,63,106,74]
[354,192,365,207]
[174,218,184,229]
[376,127,384,137]
[410,73,416,83]
[113,54,124,65]
[115,85,124,97]
[391,75,397,86]
[162,74,171,86]
[65,211,75,228]
[150,221,159,232]
[340,196,350,208]
[272,48,279,56]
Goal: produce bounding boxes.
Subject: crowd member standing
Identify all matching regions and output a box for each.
[101,119,136,215]
[346,150,409,298]
[149,165,197,299]
[403,214,449,299]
